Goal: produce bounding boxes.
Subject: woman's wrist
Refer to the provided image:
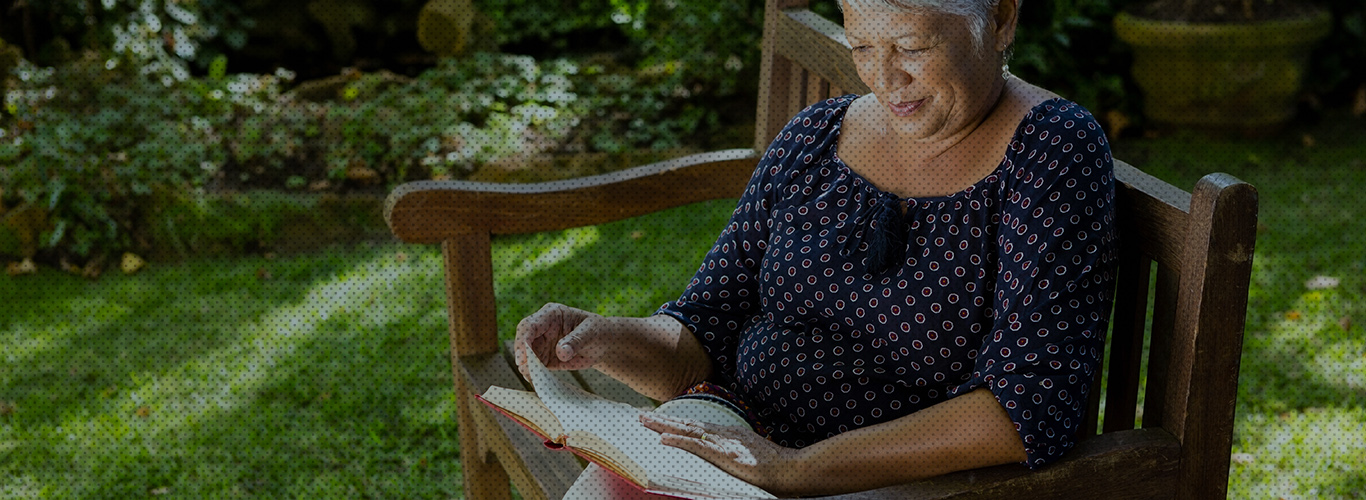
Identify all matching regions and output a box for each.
[591,314,713,400]
[775,442,822,494]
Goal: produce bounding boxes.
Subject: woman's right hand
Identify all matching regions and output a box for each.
[513,302,622,384]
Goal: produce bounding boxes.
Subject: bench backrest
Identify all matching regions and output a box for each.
[755,2,1258,498]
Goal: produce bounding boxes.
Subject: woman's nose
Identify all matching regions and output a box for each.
[872,54,910,95]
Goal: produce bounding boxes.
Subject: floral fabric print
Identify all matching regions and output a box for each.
[655,95,1118,469]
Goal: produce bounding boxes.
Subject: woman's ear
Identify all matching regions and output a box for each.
[992,0,1020,52]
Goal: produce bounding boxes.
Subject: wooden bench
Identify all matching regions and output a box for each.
[383,1,1259,498]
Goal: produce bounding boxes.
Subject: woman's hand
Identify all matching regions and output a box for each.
[514,303,622,382]
[639,413,808,496]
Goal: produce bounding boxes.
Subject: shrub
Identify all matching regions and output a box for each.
[11,0,251,80]
[316,54,583,184]
[1,50,725,262]
[479,0,764,100]
[1010,0,1131,118]
[2,54,237,258]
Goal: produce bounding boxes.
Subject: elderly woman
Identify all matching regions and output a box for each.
[515,0,1117,496]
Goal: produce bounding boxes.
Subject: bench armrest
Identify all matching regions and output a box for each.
[810,427,1180,500]
[384,149,759,242]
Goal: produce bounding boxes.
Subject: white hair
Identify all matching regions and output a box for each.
[838,0,1005,59]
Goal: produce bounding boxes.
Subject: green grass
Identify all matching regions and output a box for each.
[0,200,732,499]
[2,117,1364,498]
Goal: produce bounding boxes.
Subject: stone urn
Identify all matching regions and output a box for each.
[1115,9,1333,128]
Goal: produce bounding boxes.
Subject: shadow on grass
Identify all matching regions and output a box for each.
[0,198,742,498]
[0,245,468,497]
[1,251,362,425]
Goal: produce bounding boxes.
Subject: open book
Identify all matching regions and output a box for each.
[477,345,777,500]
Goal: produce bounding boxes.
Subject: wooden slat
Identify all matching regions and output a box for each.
[808,428,1180,500]
[1113,161,1191,272]
[755,48,795,150]
[772,9,870,97]
[456,372,513,500]
[1170,175,1257,500]
[444,236,499,357]
[1102,251,1152,433]
[443,234,511,500]
[385,149,758,241]
[755,0,811,151]
[461,352,583,500]
[1160,175,1248,439]
[1142,264,1179,430]
[789,64,810,121]
[497,345,532,391]
[806,71,830,104]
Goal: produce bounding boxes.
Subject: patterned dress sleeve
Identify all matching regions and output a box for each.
[653,105,819,391]
[951,103,1119,469]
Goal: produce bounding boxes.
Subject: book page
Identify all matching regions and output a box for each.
[479,386,565,444]
[523,343,774,499]
[522,341,629,436]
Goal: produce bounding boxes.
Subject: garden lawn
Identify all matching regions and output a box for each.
[3,118,1364,498]
[0,199,734,499]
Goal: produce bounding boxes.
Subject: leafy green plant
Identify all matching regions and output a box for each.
[476,0,764,112]
[3,54,237,259]
[1010,0,1131,118]
[12,0,251,80]
[318,54,583,183]
[3,49,724,261]
[609,0,766,98]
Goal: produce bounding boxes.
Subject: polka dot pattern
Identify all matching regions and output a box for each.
[655,95,1118,469]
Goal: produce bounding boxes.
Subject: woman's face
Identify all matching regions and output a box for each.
[843,2,1006,143]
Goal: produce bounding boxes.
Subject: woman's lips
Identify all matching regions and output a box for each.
[887,98,925,117]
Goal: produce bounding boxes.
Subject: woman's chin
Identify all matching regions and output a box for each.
[887,117,937,141]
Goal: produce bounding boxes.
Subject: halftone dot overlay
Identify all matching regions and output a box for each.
[2,0,1363,499]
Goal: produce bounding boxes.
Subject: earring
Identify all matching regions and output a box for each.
[1000,44,1013,79]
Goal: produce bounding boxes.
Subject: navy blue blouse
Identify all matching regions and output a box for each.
[654,95,1119,469]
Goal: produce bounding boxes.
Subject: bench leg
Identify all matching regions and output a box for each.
[457,376,513,500]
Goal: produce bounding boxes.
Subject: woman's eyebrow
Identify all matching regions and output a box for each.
[847,31,934,44]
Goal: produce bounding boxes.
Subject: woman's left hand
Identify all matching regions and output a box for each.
[639,413,807,495]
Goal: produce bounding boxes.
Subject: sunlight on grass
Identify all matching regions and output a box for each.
[497,226,601,283]
[0,199,735,498]
[2,297,133,371]
[1230,286,1366,499]
[0,246,464,498]
[489,199,735,341]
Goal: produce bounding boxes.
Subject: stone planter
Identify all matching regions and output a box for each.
[1115,9,1333,128]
